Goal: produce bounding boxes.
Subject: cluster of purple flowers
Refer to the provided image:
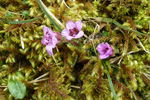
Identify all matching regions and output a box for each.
[41,21,113,59]
[41,21,84,56]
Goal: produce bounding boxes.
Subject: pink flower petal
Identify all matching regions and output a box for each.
[74,31,84,38]
[61,29,69,36]
[106,47,113,55]
[97,43,107,54]
[105,43,112,48]
[51,37,58,47]
[99,54,109,59]
[43,26,56,38]
[61,29,73,40]
[52,32,57,36]
[46,44,54,55]
[66,21,76,30]
[41,37,48,45]
[41,38,46,45]
[75,21,83,31]
[43,26,52,35]
[66,36,74,40]
[99,49,107,55]
[105,43,113,55]
[97,42,113,59]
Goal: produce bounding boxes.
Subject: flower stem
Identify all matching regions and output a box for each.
[102,60,117,100]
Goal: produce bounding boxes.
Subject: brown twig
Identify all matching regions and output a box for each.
[112,79,130,93]
[28,78,49,84]
[97,67,102,89]
[48,80,67,98]
[0,57,6,60]
[6,24,22,32]
[0,86,7,88]
[121,63,134,80]
[78,59,94,75]
[142,74,150,86]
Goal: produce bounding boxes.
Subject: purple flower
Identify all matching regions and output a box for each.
[61,21,84,40]
[97,43,113,59]
[41,26,58,55]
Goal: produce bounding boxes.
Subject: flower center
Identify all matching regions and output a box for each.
[104,47,109,53]
[46,31,52,39]
[45,38,50,45]
[69,28,79,37]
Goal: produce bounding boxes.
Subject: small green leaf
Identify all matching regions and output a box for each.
[22,0,27,4]
[22,11,29,18]
[72,55,78,68]
[8,17,40,24]
[5,12,14,20]
[0,60,3,67]
[8,78,26,99]
[102,60,117,100]
[90,17,150,36]
[89,46,95,56]
[4,36,9,47]
[102,31,109,37]
[15,71,24,79]
[112,66,119,76]
[103,18,149,36]
[107,71,117,100]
